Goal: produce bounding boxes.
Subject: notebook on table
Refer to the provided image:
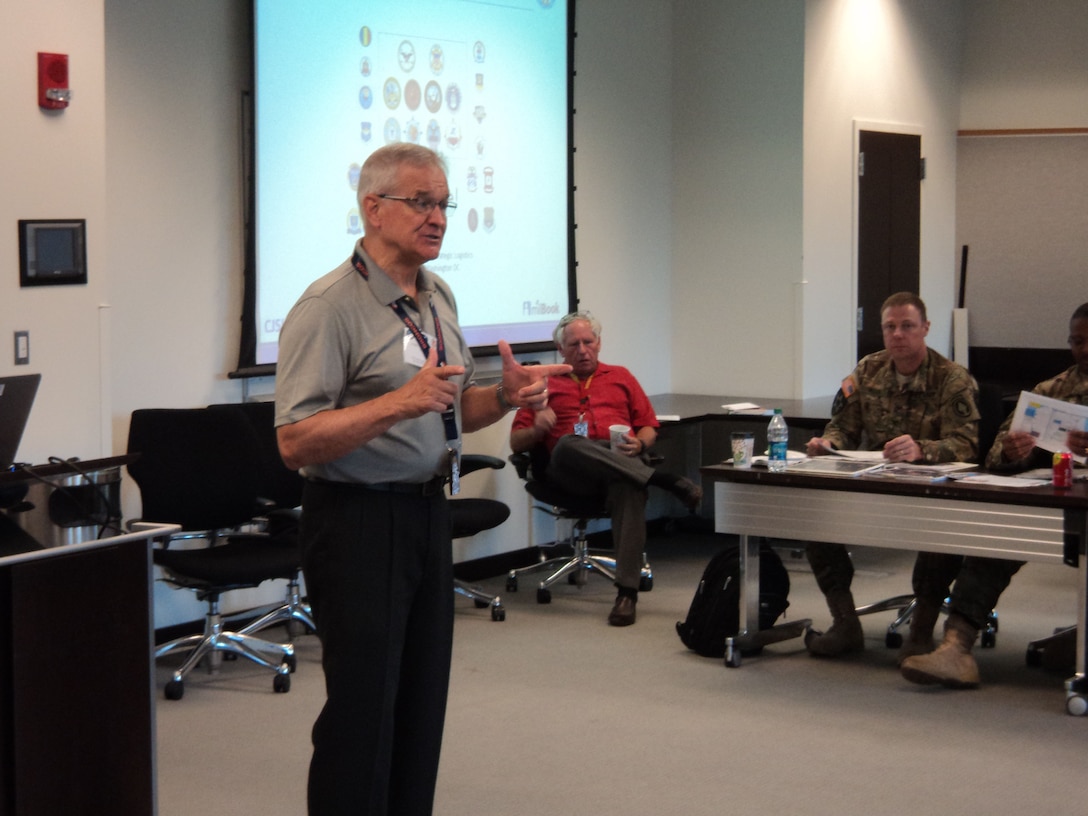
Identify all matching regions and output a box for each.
[0,373,41,468]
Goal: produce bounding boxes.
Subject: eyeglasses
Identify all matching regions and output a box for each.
[377,194,457,214]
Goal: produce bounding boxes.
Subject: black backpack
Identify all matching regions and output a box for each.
[675,541,790,658]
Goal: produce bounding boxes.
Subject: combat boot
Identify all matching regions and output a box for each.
[900,612,980,689]
[805,590,864,656]
[896,597,942,666]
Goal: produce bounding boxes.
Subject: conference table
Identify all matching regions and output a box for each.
[700,462,1088,715]
[648,393,834,518]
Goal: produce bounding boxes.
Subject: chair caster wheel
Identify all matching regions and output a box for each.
[536,587,552,604]
[724,639,742,668]
[274,672,291,693]
[980,629,996,649]
[283,652,297,673]
[506,576,518,592]
[491,606,506,622]
[1067,694,1088,716]
[639,575,654,592]
[885,631,903,649]
[164,679,184,700]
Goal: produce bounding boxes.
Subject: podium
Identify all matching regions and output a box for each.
[0,457,172,816]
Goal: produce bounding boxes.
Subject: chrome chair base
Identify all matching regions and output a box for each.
[454,578,506,621]
[155,598,293,700]
[238,576,315,638]
[505,514,652,604]
[855,594,998,649]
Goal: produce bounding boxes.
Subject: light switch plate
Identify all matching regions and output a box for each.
[14,331,29,365]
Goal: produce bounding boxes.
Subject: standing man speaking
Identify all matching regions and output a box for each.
[275,143,569,816]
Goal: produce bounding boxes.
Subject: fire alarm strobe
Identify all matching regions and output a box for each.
[38,52,71,110]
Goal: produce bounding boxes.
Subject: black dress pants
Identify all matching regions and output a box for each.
[544,434,653,588]
[301,480,453,816]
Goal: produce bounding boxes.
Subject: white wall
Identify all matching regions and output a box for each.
[960,0,1088,131]
[1,0,108,464]
[571,0,674,393]
[670,0,805,399]
[800,0,965,398]
[105,0,251,505]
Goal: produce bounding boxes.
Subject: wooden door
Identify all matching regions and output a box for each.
[857,130,922,358]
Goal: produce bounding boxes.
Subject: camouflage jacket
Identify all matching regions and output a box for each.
[822,347,979,464]
[985,365,1088,470]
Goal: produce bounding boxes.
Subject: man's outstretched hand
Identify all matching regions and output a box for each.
[497,339,571,411]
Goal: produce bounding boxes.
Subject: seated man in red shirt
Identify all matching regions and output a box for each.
[510,311,702,626]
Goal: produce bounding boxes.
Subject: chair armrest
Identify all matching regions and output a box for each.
[508,451,532,480]
[460,453,507,477]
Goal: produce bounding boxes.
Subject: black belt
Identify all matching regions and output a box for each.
[308,476,446,497]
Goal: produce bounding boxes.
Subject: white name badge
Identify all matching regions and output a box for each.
[403,328,437,367]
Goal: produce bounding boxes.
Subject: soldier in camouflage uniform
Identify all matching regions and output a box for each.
[803,292,980,659]
[902,302,1088,688]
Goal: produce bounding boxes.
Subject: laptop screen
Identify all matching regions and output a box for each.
[0,373,41,468]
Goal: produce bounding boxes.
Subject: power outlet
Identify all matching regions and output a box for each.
[14,331,29,365]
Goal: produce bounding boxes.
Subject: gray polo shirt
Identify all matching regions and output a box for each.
[275,240,475,484]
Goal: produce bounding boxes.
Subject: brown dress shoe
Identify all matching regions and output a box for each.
[608,595,637,626]
[674,477,703,513]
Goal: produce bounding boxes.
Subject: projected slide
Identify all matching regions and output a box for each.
[254,0,572,364]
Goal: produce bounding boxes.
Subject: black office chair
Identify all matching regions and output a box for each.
[126,407,300,700]
[210,400,315,639]
[449,454,510,621]
[505,449,653,604]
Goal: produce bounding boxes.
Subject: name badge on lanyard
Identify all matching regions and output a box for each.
[573,376,591,437]
[354,251,461,493]
[403,328,434,368]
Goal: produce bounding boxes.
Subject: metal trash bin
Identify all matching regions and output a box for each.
[10,465,123,548]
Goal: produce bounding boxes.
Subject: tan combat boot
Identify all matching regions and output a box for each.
[805,589,864,656]
[896,598,942,666]
[900,613,980,689]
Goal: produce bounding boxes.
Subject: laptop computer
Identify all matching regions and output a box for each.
[0,373,41,468]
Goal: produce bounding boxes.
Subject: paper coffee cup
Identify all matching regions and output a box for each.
[609,424,631,452]
[731,431,755,469]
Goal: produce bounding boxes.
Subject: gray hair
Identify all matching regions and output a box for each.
[553,310,602,347]
[356,143,447,207]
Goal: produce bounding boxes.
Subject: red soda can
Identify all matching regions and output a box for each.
[1053,451,1073,488]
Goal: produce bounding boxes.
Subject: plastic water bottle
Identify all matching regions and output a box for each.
[768,408,789,472]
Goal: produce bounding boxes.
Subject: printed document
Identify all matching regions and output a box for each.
[1010,391,1088,463]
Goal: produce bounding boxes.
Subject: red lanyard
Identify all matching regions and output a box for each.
[353,251,458,446]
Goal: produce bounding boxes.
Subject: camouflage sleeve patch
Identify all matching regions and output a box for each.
[841,375,857,398]
[953,395,973,418]
[831,388,847,415]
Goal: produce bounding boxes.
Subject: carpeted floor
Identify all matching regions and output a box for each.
[154,527,1085,816]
